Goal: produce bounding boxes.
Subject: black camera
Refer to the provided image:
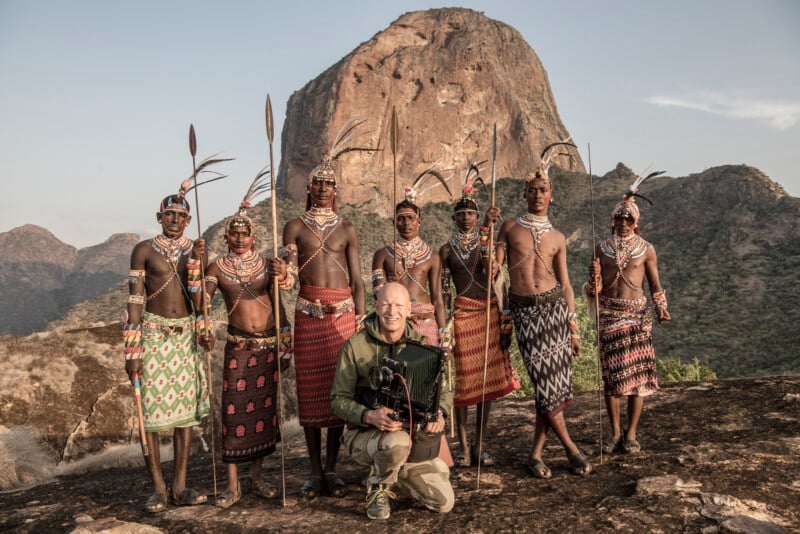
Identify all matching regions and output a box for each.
[361,340,444,424]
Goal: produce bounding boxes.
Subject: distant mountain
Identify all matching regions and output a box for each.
[0,226,138,334]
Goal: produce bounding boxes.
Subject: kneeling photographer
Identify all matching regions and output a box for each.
[331,282,454,520]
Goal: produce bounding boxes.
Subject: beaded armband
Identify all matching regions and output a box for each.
[652,291,668,311]
[123,323,143,360]
[279,325,293,361]
[371,269,386,284]
[129,270,146,285]
[127,294,145,306]
[278,264,298,291]
[355,314,366,333]
[186,258,202,293]
[195,315,213,337]
[479,225,491,255]
[283,244,298,258]
[500,310,513,335]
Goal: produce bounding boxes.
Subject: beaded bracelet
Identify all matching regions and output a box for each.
[187,258,202,293]
[278,264,298,291]
[568,312,579,332]
[279,325,293,360]
[652,291,668,311]
[195,315,213,337]
[127,294,145,305]
[438,326,452,348]
[500,310,513,334]
[123,323,143,360]
[479,225,490,253]
[355,314,366,332]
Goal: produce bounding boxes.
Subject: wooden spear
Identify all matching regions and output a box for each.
[476,123,498,489]
[265,95,287,507]
[188,124,218,497]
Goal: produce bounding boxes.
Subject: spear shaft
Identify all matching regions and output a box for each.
[265,95,287,506]
[133,373,149,457]
[188,124,218,496]
[587,142,605,465]
[390,106,398,275]
[476,123,497,489]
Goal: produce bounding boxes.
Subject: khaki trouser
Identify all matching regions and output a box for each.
[342,428,454,513]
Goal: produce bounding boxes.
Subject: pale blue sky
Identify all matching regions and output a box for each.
[1,0,797,248]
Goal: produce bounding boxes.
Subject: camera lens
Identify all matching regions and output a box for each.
[368,365,393,390]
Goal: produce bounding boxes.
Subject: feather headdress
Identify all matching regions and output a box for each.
[308,117,379,184]
[612,169,666,223]
[227,167,270,233]
[402,165,452,210]
[526,137,576,182]
[454,160,487,211]
[160,154,233,214]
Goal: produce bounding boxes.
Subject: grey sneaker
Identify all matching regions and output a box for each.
[366,484,396,520]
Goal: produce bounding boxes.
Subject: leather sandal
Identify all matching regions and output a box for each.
[568,451,593,476]
[525,458,552,479]
[168,487,207,506]
[214,488,242,509]
[471,450,495,467]
[324,472,348,498]
[144,491,167,513]
[249,477,279,499]
[623,438,641,454]
[454,450,471,467]
[602,435,623,454]
[300,475,323,500]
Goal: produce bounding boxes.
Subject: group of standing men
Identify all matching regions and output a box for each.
[123,134,670,520]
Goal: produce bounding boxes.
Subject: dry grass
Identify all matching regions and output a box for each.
[0,426,57,491]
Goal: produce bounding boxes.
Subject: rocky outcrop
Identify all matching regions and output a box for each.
[279,8,584,215]
[0,226,138,334]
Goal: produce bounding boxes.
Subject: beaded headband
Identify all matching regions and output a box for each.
[526,138,576,182]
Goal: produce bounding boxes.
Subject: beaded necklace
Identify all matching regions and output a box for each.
[509,214,554,275]
[600,234,648,291]
[217,249,265,285]
[151,234,192,266]
[450,229,480,262]
[515,213,552,243]
[302,206,340,232]
[388,236,432,270]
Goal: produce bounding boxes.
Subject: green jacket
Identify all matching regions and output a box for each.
[330,312,453,430]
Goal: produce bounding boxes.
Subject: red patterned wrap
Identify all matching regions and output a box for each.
[452,296,520,407]
[293,285,354,428]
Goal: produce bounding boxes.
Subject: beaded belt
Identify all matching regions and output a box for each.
[141,318,194,336]
[509,288,564,307]
[296,295,354,319]
[410,311,435,320]
[226,333,277,350]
